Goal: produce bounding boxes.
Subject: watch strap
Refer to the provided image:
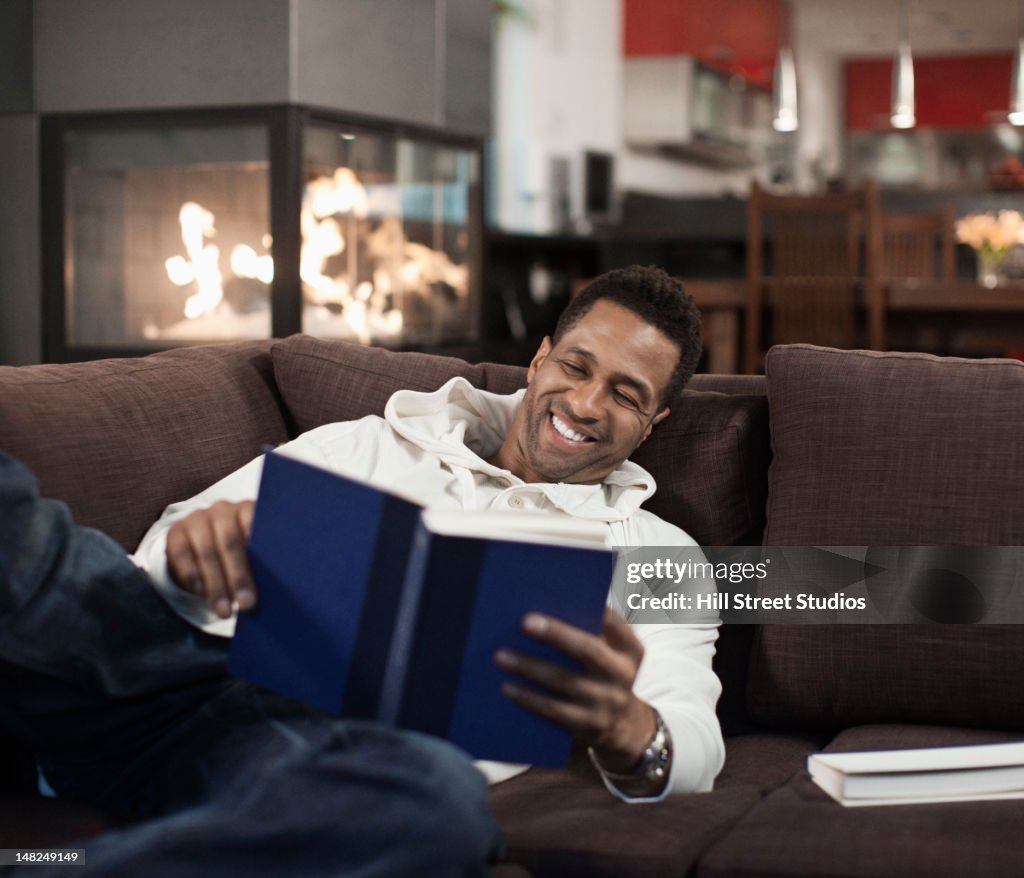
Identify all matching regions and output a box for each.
[588,709,672,789]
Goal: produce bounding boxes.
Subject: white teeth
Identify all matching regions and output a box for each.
[551,414,590,443]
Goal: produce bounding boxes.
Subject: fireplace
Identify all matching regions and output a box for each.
[41,106,483,360]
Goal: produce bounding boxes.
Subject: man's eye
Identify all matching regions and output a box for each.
[614,390,640,409]
[562,361,585,376]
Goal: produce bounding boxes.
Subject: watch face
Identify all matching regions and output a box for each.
[588,711,672,788]
[641,714,672,781]
[643,748,669,781]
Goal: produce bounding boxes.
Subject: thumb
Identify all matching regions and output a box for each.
[602,606,644,662]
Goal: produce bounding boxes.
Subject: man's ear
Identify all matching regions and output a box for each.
[526,337,553,384]
[638,406,670,446]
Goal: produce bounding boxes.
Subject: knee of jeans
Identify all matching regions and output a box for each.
[401,733,487,804]
[388,732,500,859]
[424,796,502,872]
[342,723,484,796]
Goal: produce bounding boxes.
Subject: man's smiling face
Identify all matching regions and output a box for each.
[502,299,680,485]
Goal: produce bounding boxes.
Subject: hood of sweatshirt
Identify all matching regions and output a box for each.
[383,377,659,522]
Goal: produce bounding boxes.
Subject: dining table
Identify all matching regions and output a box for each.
[681,277,1024,374]
[886,279,1024,312]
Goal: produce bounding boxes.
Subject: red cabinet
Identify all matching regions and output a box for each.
[846,54,1015,130]
[623,0,781,89]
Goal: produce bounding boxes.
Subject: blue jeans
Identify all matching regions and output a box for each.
[0,452,501,876]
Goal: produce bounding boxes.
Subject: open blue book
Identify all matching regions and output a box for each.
[228,450,616,766]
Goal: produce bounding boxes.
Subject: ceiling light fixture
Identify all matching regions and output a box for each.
[890,0,916,130]
[772,0,798,133]
[1010,1,1024,126]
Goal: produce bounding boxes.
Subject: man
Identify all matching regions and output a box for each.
[0,451,500,876]
[134,265,725,801]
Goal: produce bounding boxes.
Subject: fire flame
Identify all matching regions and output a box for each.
[163,167,467,344]
[306,167,369,220]
[230,244,274,285]
[164,202,224,319]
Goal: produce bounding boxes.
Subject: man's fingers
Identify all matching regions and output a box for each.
[494,649,606,703]
[236,500,256,538]
[185,520,231,617]
[164,502,256,618]
[165,525,204,595]
[500,681,604,738]
[521,613,635,682]
[601,607,645,664]
[210,503,256,611]
[503,609,654,759]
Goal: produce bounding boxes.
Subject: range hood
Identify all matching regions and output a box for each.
[623,56,777,168]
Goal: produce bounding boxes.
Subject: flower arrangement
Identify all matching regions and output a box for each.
[955,210,1024,253]
[955,211,1024,287]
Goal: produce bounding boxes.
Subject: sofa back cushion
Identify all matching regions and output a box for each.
[271,335,509,426]
[631,384,770,546]
[270,335,770,546]
[0,342,290,551]
[749,345,1024,732]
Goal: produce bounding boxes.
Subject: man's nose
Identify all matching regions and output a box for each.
[563,379,604,421]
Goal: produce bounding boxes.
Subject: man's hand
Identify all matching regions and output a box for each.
[494,607,657,773]
[165,500,256,619]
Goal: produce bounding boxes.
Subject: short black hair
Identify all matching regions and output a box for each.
[552,265,702,410]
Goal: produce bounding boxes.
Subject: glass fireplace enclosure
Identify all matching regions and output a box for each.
[42,107,483,360]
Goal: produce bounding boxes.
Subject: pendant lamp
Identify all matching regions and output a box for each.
[890,0,916,129]
[1010,2,1024,125]
[772,0,798,132]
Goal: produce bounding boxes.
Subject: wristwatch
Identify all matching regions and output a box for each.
[589,709,673,790]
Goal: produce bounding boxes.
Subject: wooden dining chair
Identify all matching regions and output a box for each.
[875,203,956,281]
[744,181,880,374]
[862,196,956,353]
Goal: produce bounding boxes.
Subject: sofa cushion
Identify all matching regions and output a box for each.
[270,335,770,546]
[762,345,1024,545]
[689,374,767,397]
[489,729,813,878]
[489,761,762,878]
[715,731,825,794]
[749,624,1024,733]
[630,387,770,546]
[698,725,1024,878]
[270,335,496,427]
[0,341,290,551]
[748,346,1024,732]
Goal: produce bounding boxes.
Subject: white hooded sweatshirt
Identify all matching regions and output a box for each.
[133,378,725,800]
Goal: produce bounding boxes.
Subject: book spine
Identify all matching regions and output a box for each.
[377,520,433,724]
[339,494,421,718]
[391,534,487,737]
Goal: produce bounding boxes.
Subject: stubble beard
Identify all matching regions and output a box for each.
[523,396,606,484]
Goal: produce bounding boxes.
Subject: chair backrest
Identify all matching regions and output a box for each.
[744,182,877,374]
[877,204,956,281]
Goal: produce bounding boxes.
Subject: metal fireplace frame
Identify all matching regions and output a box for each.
[40,104,484,362]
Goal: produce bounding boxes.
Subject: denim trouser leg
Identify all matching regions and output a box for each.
[0,451,231,794]
[0,453,501,875]
[30,720,499,878]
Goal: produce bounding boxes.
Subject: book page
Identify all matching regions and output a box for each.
[421,508,610,548]
[810,741,1024,776]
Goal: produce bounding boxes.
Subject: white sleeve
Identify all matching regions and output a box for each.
[623,622,724,800]
[131,419,385,636]
[600,514,725,801]
[130,454,266,637]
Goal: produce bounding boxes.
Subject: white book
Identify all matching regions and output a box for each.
[808,742,1024,807]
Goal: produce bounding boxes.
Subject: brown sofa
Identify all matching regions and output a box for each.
[1,336,1023,876]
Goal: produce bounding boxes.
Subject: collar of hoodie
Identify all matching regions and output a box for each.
[383,377,658,522]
